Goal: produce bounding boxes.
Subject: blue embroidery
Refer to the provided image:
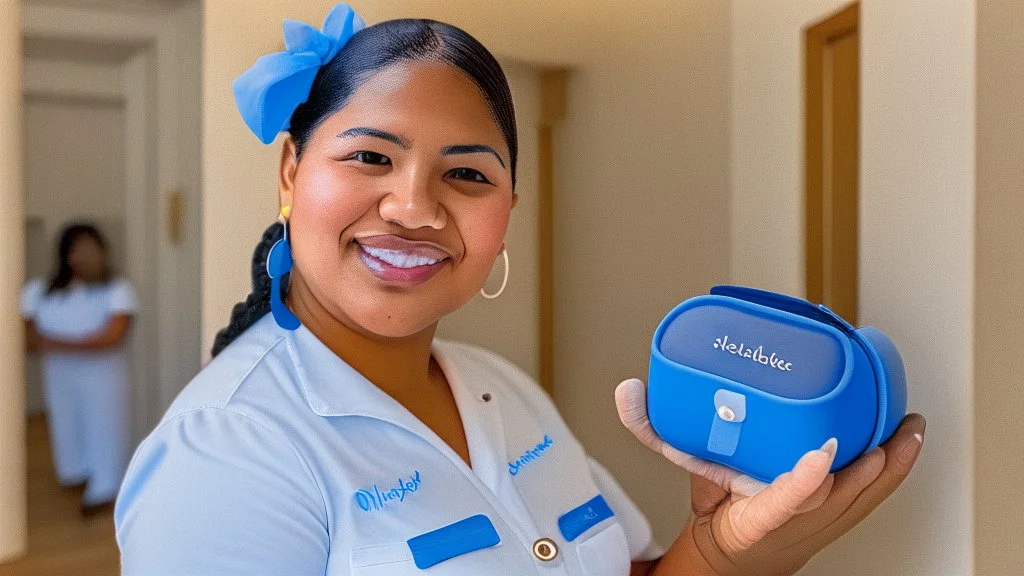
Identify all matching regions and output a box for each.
[355,470,422,512]
[508,434,554,476]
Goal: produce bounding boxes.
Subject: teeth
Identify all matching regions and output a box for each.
[361,245,441,268]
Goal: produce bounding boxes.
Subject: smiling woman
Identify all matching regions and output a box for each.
[280,57,516,341]
[113,4,924,576]
[209,14,519,353]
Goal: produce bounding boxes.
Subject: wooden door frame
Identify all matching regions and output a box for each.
[805,1,859,319]
[0,0,26,561]
[538,70,567,394]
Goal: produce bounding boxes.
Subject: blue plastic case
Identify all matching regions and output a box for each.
[647,285,907,483]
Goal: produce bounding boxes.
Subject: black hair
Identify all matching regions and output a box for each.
[289,18,518,184]
[211,18,517,358]
[47,223,111,295]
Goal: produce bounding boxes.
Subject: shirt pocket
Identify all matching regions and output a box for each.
[349,515,503,575]
[575,521,632,576]
[558,494,632,576]
[349,543,415,576]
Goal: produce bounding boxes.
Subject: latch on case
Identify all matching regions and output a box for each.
[708,389,746,456]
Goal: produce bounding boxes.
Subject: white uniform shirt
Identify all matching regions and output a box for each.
[21,276,137,341]
[115,313,662,575]
[20,277,137,402]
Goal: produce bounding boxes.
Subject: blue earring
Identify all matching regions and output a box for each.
[267,209,301,330]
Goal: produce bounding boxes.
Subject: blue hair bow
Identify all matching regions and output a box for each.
[233,3,366,144]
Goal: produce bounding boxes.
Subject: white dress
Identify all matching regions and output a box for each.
[21,277,138,505]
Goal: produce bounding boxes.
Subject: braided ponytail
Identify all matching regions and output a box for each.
[210,222,289,357]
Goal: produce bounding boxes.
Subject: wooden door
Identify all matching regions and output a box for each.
[805,2,859,324]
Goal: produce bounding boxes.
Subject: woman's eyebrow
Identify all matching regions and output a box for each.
[337,127,410,149]
[440,144,506,169]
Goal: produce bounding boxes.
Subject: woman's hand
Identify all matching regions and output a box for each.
[616,378,925,576]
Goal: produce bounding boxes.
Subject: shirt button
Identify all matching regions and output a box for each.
[532,537,558,561]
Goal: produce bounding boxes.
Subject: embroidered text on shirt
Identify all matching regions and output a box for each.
[355,470,422,512]
[508,435,554,476]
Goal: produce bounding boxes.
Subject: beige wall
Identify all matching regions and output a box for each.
[729,0,851,294]
[731,1,975,574]
[975,1,1024,573]
[847,3,975,574]
[23,97,127,265]
[436,61,541,379]
[0,0,26,561]
[202,0,731,549]
[553,1,731,546]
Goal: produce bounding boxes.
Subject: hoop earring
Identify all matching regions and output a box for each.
[480,248,509,300]
[266,209,301,330]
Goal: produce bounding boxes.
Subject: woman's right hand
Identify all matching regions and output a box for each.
[616,378,926,575]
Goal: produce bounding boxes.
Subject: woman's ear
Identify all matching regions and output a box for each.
[279,136,299,210]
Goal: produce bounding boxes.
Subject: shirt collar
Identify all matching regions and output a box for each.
[280,319,509,488]
[283,320,463,421]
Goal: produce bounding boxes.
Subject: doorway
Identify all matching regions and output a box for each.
[22,66,132,420]
[805,1,859,323]
[2,0,201,571]
[20,0,203,445]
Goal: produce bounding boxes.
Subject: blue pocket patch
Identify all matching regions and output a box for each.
[406,514,501,569]
[558,494,615,542]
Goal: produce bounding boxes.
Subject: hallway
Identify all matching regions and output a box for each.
[0,415,119,575]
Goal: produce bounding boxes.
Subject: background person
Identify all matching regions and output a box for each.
[21,223,137,516]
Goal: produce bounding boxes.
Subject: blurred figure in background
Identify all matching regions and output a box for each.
[20,223,137,516]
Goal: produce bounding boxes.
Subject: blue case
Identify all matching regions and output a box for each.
[647,285,907,483]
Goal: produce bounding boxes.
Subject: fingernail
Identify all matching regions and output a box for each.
[898,434,923,466]
[820,437,839,458]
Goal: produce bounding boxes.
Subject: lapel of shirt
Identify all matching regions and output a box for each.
[431,339,509,496]
[284,324,479,480]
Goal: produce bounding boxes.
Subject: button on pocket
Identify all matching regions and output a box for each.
[576,522,631,576]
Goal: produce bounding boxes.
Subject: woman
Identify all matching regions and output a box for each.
[21,223,137,515]
[115,5,925,574]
